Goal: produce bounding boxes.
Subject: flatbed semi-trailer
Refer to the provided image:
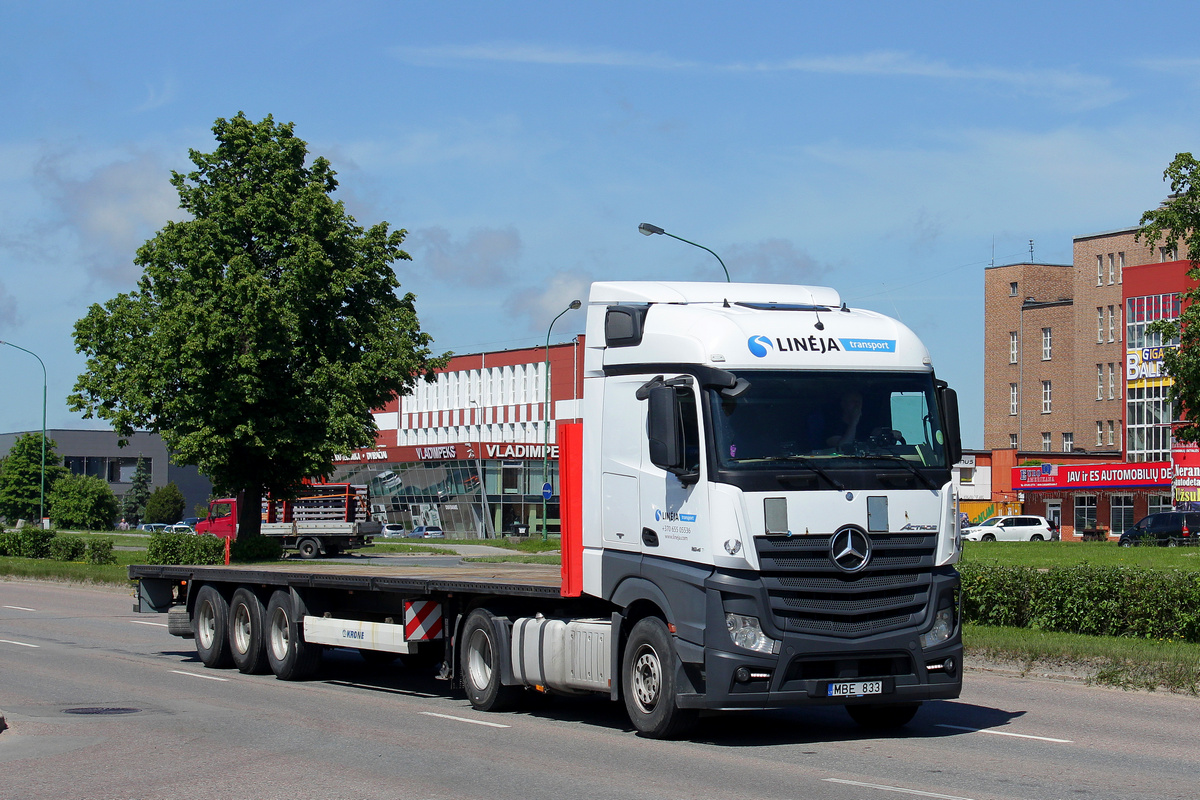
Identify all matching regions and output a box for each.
[130,281,966,739]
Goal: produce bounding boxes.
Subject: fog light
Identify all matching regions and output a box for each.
[735,667,751,683]
[725,613,780,654]
[920,606,955,648]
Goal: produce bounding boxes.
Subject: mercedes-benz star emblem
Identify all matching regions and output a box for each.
[830,526,872,573]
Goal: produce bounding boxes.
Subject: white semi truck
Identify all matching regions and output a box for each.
[131,280,964,739]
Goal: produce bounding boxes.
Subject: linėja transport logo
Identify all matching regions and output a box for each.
[747,335,774,358]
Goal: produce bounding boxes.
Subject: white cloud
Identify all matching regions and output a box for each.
[722,239,829,285]
[408,225,523,285]
[505,269,592,332]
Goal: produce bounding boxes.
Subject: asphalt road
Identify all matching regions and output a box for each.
[2,578,1198,800]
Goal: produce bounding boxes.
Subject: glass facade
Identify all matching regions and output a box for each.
[329,457,561,538]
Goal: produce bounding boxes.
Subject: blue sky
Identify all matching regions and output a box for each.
[2,1,1199,448]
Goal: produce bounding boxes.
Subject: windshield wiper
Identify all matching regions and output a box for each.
[759,455,845,490]
[868,454,939,490]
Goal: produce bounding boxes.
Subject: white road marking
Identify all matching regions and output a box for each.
[419,711,510,728]
[824,778,975,800]
[171,669,229,682]
[0,639,40,648]
[3,605,36,611]
[130,619,169,627]
[936,723,1073,743]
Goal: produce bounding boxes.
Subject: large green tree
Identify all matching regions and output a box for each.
[70,113,445,536]
[0,433,69,524]
[1137,152,1200,444]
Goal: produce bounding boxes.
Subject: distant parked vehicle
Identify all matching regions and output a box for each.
[170,518,199,534]
[411,525,445,539]
[380,523,406,537]
[137,523,169,532]
[1117,512,1200,547]
[963,515,1056,542]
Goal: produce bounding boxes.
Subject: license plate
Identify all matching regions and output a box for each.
[827,680,883,697]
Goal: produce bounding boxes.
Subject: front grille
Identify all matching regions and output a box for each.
[755,532,937,639]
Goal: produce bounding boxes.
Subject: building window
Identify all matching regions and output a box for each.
[1010,281,1018,296]
[1096,255,1103,285]
[1062,432,1073,452]
[1149,494,1172,515]
[1010,331,1018,363]
[1010,433,1019,449]
[1108,253,1115,285]
[1041,327,1052,360]
[1108,363,1116,400]
[1010,383,1018,415]
[1127,293,1182,349]
[1096,421,1104,447]
[64,455,149,484]
[1110,495,1134,534]
[959,467,974,484]
[1096,307,1104,343]
[1127,383,1173,462]
[1042,431,1052,451]
[1161,246,1177,262]
[1042,381,1052,413]
[1096,364,1104,401]
[1108,305,1115,342]
[1118,252,1125,283]
[1074,495,1098,531]
[1108,420,1117,447]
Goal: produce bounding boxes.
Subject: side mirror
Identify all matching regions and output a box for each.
[647,385,683,471]
[938,385,963,466]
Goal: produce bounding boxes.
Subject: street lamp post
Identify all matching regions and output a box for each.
[0,340,47,525]
[543,300,582,540]
[638,222,731,282]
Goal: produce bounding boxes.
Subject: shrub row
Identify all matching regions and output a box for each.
[960,562,1200,643]
[0,528,117,565]
[142,531,282,565]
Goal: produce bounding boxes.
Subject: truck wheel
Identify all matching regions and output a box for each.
[265,590,322,680]
[846,702,921,729]
[228,588,270,674]
[167,605,194,638]
[460,609,518,712]
[622,617,698,739]
[297,538,320,559]
[193,585,232,668]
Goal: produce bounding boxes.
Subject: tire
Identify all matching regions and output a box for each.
[167,605,194,638]
[460,609,519,712]
[981,533,996,542]
[1029,534,1044,542]
[297,538,321,559]
[846,702,921,729]
[228,588,270,674]
[265,589,322,680]
[621,617,698,739]
[192,585,233,668]
[1119,539,1132,548]
[1167,538,1179,548]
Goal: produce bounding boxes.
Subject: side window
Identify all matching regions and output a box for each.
[211,502,232,519]
[677,387,701,474]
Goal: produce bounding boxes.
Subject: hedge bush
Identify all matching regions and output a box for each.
[6,528,56,559]
[230,536,283,563]
[145,531,225,566]
[961,562,1200,643]
[49,534,87,562]
[87,538,117,565]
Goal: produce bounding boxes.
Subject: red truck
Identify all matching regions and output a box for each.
[194,483,380,558]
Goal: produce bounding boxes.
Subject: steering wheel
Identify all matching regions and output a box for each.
[869,427,905,447]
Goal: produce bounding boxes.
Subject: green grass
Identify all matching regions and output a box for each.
[366,542,458,555]
[0,553,140,587]
[962,540,1200,569]
[462,554,562,565]
[441,536,562,553]
[965,623,1200,694]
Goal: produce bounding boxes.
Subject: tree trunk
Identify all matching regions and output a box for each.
[237,486,263,538]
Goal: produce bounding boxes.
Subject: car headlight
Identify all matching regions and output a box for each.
[920,606,955,648]
[725,613,780,655]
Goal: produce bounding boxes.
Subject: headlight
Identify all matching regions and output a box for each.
[725,613,780,654]
[920,606,955,648]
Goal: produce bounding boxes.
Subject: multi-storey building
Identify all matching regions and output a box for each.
[329,338,585,537]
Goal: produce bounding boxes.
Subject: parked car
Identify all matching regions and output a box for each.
[170,517,200,534]
[963,514,1056,542]
[412,525,445,539]
[1117,511,1200,547]
[137,523,169,532]
[380,523,406,538]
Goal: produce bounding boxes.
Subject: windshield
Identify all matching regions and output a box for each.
[978,517,1000,527]
[707,369,950,489]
